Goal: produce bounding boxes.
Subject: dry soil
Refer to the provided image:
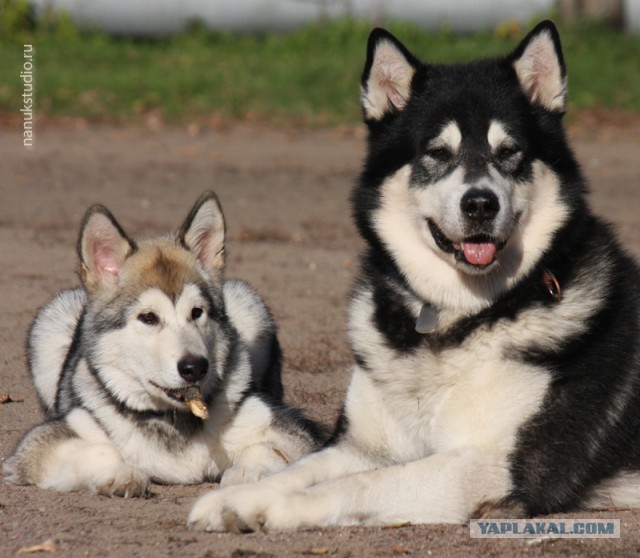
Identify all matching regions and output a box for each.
[1,120,640,557]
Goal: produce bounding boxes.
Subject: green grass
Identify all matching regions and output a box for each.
[2,13,640,126]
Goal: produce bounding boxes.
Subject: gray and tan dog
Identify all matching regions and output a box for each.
[5,191,322,496]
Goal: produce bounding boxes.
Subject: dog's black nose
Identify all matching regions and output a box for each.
[461,189,500,221]
[177,355,209,383]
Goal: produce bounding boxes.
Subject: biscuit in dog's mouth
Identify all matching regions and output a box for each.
[427,220,506,267]
[150,382,209,419]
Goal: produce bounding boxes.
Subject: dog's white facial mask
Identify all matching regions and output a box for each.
[411,119,529,273]
[93,282,214,412]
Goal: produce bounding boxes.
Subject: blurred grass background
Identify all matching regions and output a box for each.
[2,0,640,126]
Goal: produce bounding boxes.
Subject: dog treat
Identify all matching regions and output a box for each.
[184,387,208,419]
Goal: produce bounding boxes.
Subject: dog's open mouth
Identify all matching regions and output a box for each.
[149,381,191,403]
[427,220,507,267]
[149,381,209,419]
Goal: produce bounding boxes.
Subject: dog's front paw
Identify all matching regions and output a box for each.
[96,465,150,498]
[188,487,234,532]
[188,485,304,533]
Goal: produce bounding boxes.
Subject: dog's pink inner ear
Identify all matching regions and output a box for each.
[80,211,133,291]
[191,229,216,265]
[190,225,224,273]
[93,245,121,280]
[362,38,416,121]
[513,30,566,112]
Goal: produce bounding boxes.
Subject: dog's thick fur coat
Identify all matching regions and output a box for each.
[189,22,640,531]
[4,192,322,496]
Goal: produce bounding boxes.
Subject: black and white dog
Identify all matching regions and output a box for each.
[5,192,322,496]
[189,21,640,530]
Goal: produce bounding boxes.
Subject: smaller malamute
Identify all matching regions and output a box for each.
[4,191,321,496]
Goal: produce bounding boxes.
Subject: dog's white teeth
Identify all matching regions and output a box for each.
[455,242,463,251]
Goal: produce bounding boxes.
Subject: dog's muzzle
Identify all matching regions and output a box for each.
[458,188,502,266]
[461,188,499,223]
[428,188,507,269]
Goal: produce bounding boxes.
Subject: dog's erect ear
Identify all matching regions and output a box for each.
[361,28,419,121]
[78,206,136,294]
[177,191,226,275]
[511,20,567,113]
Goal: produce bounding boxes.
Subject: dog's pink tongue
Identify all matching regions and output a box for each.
[463,242,496,266]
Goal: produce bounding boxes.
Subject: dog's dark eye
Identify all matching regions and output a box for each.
[497,145,521,160]
[138,312,159,326]
[191,307,204,320]
[425,147,453,163]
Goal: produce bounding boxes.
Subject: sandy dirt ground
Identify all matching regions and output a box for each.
[1,120,640,557]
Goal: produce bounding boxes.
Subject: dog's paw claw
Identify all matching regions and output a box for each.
[97,465,149,498]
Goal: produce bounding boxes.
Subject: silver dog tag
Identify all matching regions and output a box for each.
[415,304,438,334]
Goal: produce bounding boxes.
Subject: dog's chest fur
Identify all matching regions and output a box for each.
[65,363,228,481]
[346,283,569,463]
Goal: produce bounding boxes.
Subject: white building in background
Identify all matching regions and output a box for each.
[29,0,553,36]
[627,0,640,30]
[29,0,640,35]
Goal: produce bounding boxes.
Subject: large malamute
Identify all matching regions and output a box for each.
[189,21,640,530]
[4,191,321,496]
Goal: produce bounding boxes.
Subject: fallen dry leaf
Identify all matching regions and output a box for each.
[0,394,24,404]
[18,538,60,553]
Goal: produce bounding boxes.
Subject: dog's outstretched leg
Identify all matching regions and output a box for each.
[190,445,509,531]
[189,441,379,531]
